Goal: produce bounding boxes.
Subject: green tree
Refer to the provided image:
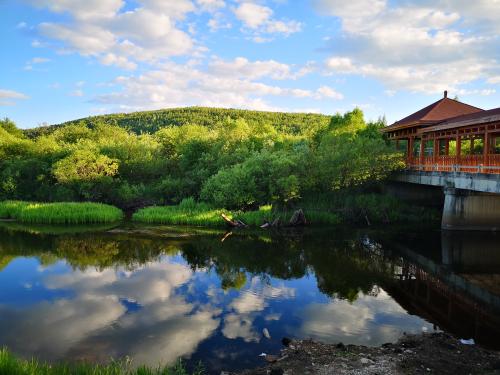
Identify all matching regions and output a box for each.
[52,149,119,183]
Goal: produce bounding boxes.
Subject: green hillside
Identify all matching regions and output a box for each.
[25,106,331,138]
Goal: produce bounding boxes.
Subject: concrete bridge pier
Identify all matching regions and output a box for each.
[442,188,500,231]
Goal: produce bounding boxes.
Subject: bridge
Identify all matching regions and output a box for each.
[382,91,500,231]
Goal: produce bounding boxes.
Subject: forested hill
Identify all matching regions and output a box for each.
[25,107,332,138]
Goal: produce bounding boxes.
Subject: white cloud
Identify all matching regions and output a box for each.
[487,76,500,84]
[93,58,333,112]
[316,85,343,100]
[313,0,386,19]
[100,53,137,70]
[197,0,225,12]
[233,2,302,41]
[234,2,273,29]
[317,0,500,94]
[209,57,297,80]
[326,57,489,94]
[138,0,195,19]
[456,88,496,96]
[34,0,196,68]
[207,12,231,32]
[0,89,29,106]
[24,56,51,71]
[30,0,125,20]
[265,19,302,35]
[31,39,45,48]
[39,22,116,56]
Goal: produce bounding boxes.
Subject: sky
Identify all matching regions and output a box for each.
[1,0,500,129]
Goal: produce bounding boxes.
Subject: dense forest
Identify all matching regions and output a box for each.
[0,107,404,214]
[25,107,332,138]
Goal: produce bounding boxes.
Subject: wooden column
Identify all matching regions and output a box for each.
[484,132,489,166]
[408,137,414,165]
[433,136,439,164]
[456,135,461,170]
[445,139,450,155]
[419,137,425,167]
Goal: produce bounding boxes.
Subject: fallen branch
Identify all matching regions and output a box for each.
[221,213,248,228]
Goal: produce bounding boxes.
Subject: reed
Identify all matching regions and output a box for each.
[0,347,203,375]
[0,201,29,219]
[132,198,231,227]
[0,201,123,224]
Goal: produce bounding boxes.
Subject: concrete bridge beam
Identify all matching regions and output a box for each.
[442,188,500,231]
[392,170,500,231]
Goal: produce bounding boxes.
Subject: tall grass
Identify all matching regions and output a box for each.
[132,198,231,227]
[235,205,340,226]
[0,347,203,375]
[0,201,28,219]
[235,205,274,226]
[0,201,123,224]
[133,199,340,227]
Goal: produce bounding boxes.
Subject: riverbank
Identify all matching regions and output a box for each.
[131,199,340,227]
[234,333,500,375]
[132,195,439,227]
[0,194,439,227]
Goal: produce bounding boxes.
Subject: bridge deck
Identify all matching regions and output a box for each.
[393,170,500,194]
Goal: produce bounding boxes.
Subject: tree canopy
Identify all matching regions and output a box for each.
[0,108,403,209]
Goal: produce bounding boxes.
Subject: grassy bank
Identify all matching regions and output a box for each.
[0,347,202,375]
[0,201,123,224]
[131,198,231,226]
[132,198,341,227]
[132,194,438,228]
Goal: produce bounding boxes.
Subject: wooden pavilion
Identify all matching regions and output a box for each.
[382,91,500,174]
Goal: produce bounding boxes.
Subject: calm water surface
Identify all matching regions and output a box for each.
[0,222,499,374]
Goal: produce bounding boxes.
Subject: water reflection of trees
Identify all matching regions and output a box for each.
[0,226,398,301]
[0,229,180,271]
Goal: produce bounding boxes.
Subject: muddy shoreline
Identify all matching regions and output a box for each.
[231,333,500,375]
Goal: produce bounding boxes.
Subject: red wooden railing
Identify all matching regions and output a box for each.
[406,154,500,174]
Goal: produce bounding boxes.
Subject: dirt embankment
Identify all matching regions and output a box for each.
[233,333,500,375]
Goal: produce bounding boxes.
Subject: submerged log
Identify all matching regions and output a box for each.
[260,217,281,229]
[289,209,307,226]
[221,213,248,228]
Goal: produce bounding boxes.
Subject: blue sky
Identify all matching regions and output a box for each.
[1,0,499,129]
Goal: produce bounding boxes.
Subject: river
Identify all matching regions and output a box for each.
[0,222,498,374]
